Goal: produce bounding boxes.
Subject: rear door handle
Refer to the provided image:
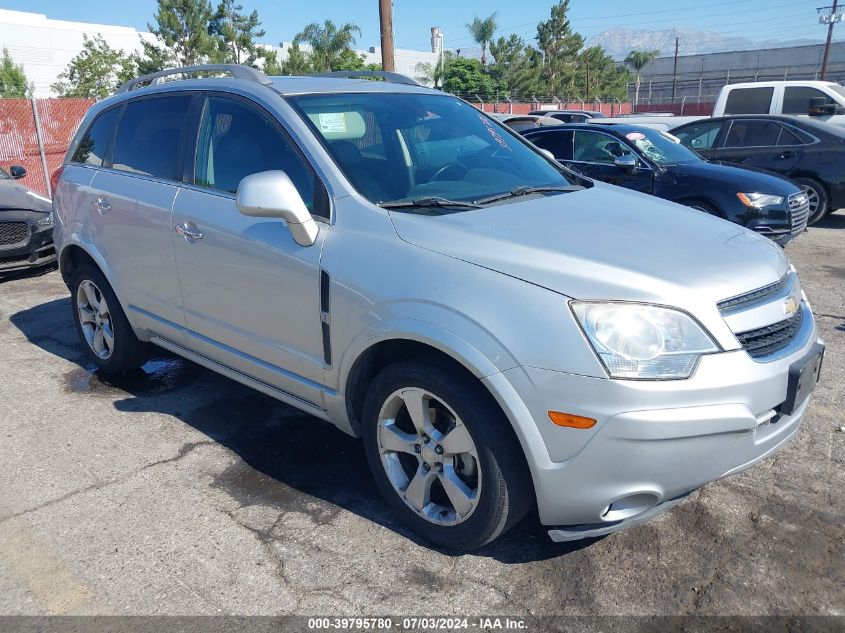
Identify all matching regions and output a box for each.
[175,222,203,241]
[92,197,111,215]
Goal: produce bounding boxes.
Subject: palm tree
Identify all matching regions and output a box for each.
[466,13,497,66]
[294,20,361,72]
[624,49,659,111]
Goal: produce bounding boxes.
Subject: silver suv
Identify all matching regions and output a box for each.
[53,66,824,550]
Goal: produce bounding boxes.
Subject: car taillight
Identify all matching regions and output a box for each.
[50,165,65,195]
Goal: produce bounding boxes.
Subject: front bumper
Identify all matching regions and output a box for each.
[0,217,56,274]
[492,308,821,535]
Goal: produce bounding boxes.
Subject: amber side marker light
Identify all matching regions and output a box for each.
[548,411,597,429]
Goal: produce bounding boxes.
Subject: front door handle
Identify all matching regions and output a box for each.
[92,197,111,215]
[175,222,203,241]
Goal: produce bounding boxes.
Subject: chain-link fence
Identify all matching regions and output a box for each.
[0,99,94,197]
[452,94,635,117]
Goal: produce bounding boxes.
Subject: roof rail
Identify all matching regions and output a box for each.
[117,64,272,94]
[313,70,423,87]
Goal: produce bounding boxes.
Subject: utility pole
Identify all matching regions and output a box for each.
[379,0,395,72]
[820,0,841,80]
[584,56,590,101]
[671,37,680,102]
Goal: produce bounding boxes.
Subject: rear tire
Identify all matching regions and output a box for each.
[362,360,533,550]
[793,177,828,225]
[70,265,151,373]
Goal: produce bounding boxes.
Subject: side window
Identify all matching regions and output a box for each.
[194,96,318,214]
[72,106,121,166]
[724,87,774,115]
[531,131,573,160]
[777,126,804,146]
[111,95,192,180]
[723,120,781,147]
[573,131,633,164]
[673,121,724,150]
[783,87,834,115]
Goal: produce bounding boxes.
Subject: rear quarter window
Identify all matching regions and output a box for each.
[72,106,121,166]
[724,87,774,115]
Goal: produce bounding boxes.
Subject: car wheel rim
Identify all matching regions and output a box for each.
[76,280,114,360]
[801,185,820,215]
[376,387,481,526]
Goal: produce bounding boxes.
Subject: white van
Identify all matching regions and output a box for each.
[713,81,845,126]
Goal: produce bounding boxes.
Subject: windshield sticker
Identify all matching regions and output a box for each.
[317,112,347,134]
[478,113,512,150]
[626,132,646,141]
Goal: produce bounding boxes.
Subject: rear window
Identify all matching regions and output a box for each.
[72,106,121,166]
[111,95,192,180]
[529,131,573,160]
[724,87,774,115]
[724,120,781,147]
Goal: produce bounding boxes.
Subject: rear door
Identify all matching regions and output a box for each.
[567,130,654,193]
[712,119,804,173]
[87,93,195,334]
[672,120,726,160]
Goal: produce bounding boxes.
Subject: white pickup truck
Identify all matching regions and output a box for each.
[712,80,845,126]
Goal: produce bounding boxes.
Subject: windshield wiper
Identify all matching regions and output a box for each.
[380,197,482,210]
[473,185,583,205]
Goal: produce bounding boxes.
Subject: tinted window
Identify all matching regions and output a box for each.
[724,87,774,114]
[194,96,317,213]
[530,131,573,160]
[573,131,634,164]
[673,121,724,150]
[777,126,804,146]
[72,106,121,166]
[111,96,192,180]
[724,120,781,147]
[783,87,835,114]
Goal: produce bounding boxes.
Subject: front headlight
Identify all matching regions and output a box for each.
[571,302,720,380]
[36,212,54,228]
[737,192,784,208]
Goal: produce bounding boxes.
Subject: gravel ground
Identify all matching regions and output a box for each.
[0,213,842,618]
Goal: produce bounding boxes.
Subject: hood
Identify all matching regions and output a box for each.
[389,183,789,309]
[0,181,52,214]
[674,160,799,195]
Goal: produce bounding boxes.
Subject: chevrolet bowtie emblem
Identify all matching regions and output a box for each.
[784,296,799,317]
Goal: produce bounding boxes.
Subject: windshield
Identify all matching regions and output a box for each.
[287,92,576,207]
[625,128,701,165]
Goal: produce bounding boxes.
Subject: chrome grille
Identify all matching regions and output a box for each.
[0,221,30,248]
[717,273,792,314]
[788,192,809,235]
[736,308,803,359]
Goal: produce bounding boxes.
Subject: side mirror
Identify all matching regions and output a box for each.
[236,171,319,247]
[537,148,556,161]
[614,154,639,175]
[9,165,26,179]
[807,96,843,116]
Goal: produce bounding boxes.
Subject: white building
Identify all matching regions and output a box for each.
[0,9,438,97]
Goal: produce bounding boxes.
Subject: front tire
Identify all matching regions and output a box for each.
[71,265,151,373]
[794,177,828,225]
[362,360,533,550]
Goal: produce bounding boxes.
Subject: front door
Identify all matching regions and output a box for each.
[171,94,328,405]
[566,130,653,193]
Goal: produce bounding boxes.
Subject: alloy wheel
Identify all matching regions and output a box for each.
[76,279,114,360]
[376,387,481,526]
[802,184,820,217]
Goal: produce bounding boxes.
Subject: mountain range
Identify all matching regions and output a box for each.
[586,28,823,60]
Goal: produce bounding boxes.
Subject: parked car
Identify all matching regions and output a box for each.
[54,65,823,550]
[523,123,810,245]
[712,81,845,127]
[528,109,607,123]
[0,164,56,275]
[671,114,845,224]
[490,113,563,132]
[590,115,707,131]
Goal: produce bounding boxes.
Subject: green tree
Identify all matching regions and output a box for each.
[624,49,659,109]
[536,0,583,97]
[466,13,497,66]
[51,35,136,99]
[142,0,218,69]
[333,48,367,71]
[489,35,544,98]
[293,20,361,72]
[279,42,313,75]
[261,47,283,75]
[0,48,30,98]
[577,46,629,101]
[209,0,265,65]
[442,57,502,100]
[415,50,456,89]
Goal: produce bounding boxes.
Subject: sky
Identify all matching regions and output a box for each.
[0,0,835,53]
